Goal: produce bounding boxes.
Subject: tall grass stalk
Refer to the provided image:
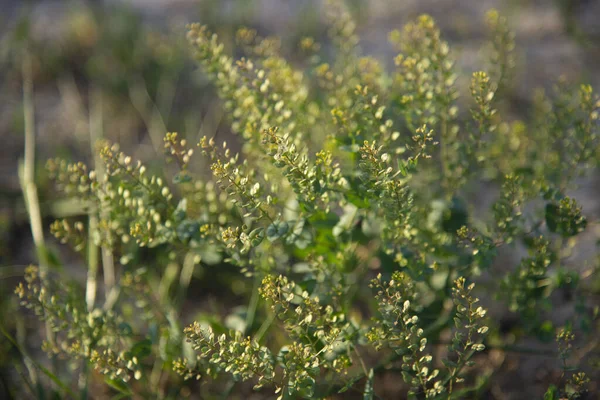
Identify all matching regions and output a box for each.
[18,53,56,355]
[89,87,116,303]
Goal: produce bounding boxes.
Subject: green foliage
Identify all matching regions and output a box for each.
[12,1,599,398]
[15,266,146,383]
[549,327,592,399]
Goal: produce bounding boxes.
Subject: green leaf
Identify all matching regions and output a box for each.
[535,320,555,343]
[173,172,192,184]
[224,311,247,333]
[129,338,153,358]
[292,262,312,274]
[401,371,412,385]
[197,243,222,265]
[172,198,188,221]
[294,229,313,249]
[285,219,303,244]
[543,385,559,400]
[249,227,265,247]
[338,380,354,394]
[545,198,587,237]
[105,379,132,395]
[443,197,468,233]
[118,322,133,337]
[266,221,289,242]
[297,376,316,397]
[443,359,458,369]
[339,144,360,153]
[177,220,201,241]
[398,160,408,177]
[333,204,358,237]
[41,245,63,269]
[545,203,560,234]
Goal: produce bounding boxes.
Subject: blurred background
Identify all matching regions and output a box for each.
[1,0,599,398]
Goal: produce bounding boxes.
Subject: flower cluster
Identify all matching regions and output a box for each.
[367,272,444,398]
[15,266,146,383]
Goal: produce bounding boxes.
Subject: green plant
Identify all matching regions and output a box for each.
[11,1,599,399]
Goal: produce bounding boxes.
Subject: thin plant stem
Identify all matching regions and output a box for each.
[86,88,100,310]
[78,362,89,400]
[254,312,275,344]
[353,346,369,376]
[128,76,169,155]
[18,52,56,354]
[89,87,116,300]
[85,214,99,311]
[3,323,76,398]
[244,275,261,335]
[14,316,37,389]
[20,54,48,276]
[156,72,179,126]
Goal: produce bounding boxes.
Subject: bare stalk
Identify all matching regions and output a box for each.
[89,87,116,304]
[20,55,48,275]
[85,214,99,311]
[18,52,57,356]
